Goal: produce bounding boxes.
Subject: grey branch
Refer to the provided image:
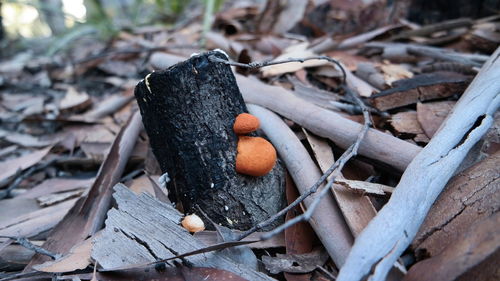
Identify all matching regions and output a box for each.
[337,47,500,281]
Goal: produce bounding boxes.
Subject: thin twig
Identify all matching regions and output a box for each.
[73,44,199,65]
[316,266,337,280]
[0,235,60,260]
[0,158,57,200]
[209,55,347,85]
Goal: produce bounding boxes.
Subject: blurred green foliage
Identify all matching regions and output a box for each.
[2,0,224,55]
[3,0,224,39]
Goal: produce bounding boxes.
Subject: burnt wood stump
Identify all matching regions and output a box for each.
[135,51,285,230]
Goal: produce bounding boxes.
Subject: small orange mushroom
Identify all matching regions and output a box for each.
[233,113,260,134]
[236,136,277,177]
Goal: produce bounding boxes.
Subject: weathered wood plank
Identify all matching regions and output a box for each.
[92,184,274,281]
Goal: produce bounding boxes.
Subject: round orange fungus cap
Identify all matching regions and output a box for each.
[233,113,260,134]
[236,136,277,177]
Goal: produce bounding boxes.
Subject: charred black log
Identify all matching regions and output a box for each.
[135,51,285,230]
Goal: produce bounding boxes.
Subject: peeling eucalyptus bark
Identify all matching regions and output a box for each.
[135,51,285,230]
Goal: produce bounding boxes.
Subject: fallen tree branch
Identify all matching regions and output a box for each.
[337,47,500,281]
[237,75,420,172]
[365,42,488,67]
[389,18,472,41]
[209,55,346,85]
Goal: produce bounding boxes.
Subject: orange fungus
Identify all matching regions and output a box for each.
[233,113,260,134]
[236,136,277,177]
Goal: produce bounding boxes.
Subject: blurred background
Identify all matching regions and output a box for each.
[2,0,499,52]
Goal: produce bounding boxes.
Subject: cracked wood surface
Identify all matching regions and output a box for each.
[404,211,500,281]
[337,47,500,281]
[92,184,274,281]
[412,151,500,258]
[369,72,470,111]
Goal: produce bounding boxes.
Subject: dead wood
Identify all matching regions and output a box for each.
[337,47,500,281]
[310,25,403,53]
[135,51,286,230]
[404,212,500,281]
[412,151,500,257]
[193,230,285,249]
[365,42,489,66]
[369,72,470,111]
[389,18,473,41]
[148,52,421,172]
[92,184,274,281]
[237,75,421,172]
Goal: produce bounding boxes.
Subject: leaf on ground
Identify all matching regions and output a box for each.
[0,198,40,224]
[271,0,308,34]
[416,101,455,138]
[26,112,142,269]
[0,147,51,183]
[0,199,77,240]
[389,111,429,143]
[59,87,92,111]
[379,63,413,86]
[16,177,94,199]
[284,173,316,281]
[3,132,60,148]
[304,129,377,236]
[37,189,85,207]
[261,43,328,77]
[335,179,393,196]
[33,235,95,273]
[262,248,329,274]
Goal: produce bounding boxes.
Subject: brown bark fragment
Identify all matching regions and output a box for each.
[389,111,429,143]
[405,212,500,281]
[369,72,470,111]
[412,152,500,257]
[417,101,456,138]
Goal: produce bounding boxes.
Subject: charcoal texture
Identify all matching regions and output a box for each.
[135,51,285,230]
